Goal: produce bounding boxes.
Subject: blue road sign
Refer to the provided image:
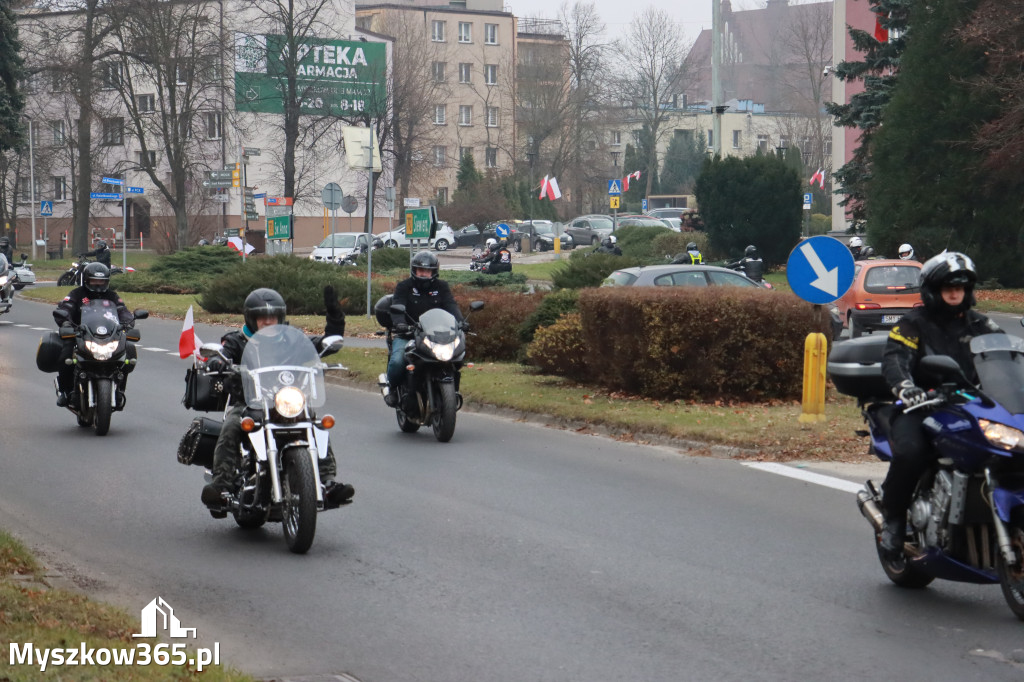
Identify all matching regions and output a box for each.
[495,223,510,238]
[786,235,856,304]
[101,176,123,185]
[804,193,812,204]
[607,180,622,195]
[40,200,53,216]
[90,192,122,201]
[642,198,648,212]
[253,192,266,199]
[127,186,144,194]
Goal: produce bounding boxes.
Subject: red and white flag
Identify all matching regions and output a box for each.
[874,11,889,43]
[539,175,562,201]
[809,168,824,188]
[179,305,203,359]
[622,170,641,192]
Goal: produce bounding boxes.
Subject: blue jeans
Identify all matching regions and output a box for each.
[387,337,409,386]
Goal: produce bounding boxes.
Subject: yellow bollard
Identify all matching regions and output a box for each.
[799,332,828,423]
[553,232,561,258]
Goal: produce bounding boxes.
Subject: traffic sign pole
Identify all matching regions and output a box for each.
[122,172,128,272]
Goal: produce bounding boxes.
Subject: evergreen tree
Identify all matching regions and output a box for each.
[825,0,911,231]
[694,154,802,266]
[455,150,482,193]
[0,0,25,152]
[660,132,704,195]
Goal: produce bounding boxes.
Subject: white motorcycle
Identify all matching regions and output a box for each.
[0,255,17,316]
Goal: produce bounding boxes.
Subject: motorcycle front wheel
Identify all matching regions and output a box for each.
[432,382,457,442]
[997,521,1024,621]
[57,272,75,287]
[281,448,317,554]
[93,379,112,436]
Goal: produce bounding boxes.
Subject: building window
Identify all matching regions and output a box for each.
[706,129,713,148]
[459,63,471,83]
[432,61,446,82]
[824,140,832,155]
[485,146,497,168]
[52,176,67,201]
[486,106,498,127]
[587,139,597,151]
[459,105,472,126]
[434,104,446,125]
[757,134,768,152]
[484,64,497,85]
[610,130,621,146]
[101,118,124,146]
[458,22,472,43]
[433,145,446,166]
[137,94,155,112]
[205,112,222,139]
[137,150,156,169]
[18,177,40,203]
[177,116,192,140]
[436,187,448,206]
[100,61,122,89]
[50,120,65,146]
[459,147,472,161]
[431,20,446,42]
[732,130,741,149]
[610,151,621,167]
[484,23,498,44]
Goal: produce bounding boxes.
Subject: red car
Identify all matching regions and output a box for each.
[834,259,923,338]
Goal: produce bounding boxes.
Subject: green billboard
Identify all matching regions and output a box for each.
[234,33,386,117]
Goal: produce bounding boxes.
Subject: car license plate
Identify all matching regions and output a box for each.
[882,314,902,324]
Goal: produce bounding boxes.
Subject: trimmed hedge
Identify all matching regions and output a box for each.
[518,288,579,344]
[451,288,543,362]
[526,286,833,401]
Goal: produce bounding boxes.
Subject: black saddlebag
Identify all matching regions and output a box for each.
[374,294,394,328]
[827,334,891,401]
[176,416,222,468]
[36,332,63,373]
[182,367,228,412]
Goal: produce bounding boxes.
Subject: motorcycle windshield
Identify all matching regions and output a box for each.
[80,299,122,338]
[418,308,458,339]
[971,333,1024,414]
[240,324,326,410]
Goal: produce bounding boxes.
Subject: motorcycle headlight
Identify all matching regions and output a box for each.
[85,339,119,360]
[423,336,460,362]
[979,419,1024,453]
[274,386,306,418]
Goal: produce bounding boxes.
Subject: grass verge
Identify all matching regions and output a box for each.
[0,530,251,681]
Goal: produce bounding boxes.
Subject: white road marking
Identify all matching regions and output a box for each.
[31,327,50,331]
[742,462,864,494]
[14,324,31,328]
[140,346,169,352]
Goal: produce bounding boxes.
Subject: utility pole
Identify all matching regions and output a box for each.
[712,0,722,157]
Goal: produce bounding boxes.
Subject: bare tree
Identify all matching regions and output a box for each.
[613,8,692,199]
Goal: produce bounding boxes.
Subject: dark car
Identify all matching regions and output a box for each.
[512,221,572,252]
[601,264,764,288]
[564,214,614,247]
[616,215,674,230]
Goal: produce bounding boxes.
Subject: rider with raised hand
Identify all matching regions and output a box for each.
[878,252,1002,557]
[52,263,134,407]
[82,240,112,269]
[385,251,463,409]
[200,287,353,510]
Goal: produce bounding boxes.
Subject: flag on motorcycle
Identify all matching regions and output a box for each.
[539,175,562,201]
[179,305,202,359]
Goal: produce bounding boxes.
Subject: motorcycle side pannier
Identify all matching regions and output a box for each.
[828,334,891,400]
[36,332,63,373]
[176,416,221,468]
[374,294,394,328]
[182,367,228,412]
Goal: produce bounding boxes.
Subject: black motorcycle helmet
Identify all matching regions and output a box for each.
[83,262,110,293]
[919,251,977,316]
[410,250,439,282]
[0,236,8,248]
[687,242,698,251]
[744,245,758,258]
[601,236,613,248]
[95,240,108,252]
[243,288,287,332]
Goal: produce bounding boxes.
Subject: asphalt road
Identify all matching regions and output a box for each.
[2,298,1023,681]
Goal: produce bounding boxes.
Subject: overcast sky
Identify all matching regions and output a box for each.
[505,0,762,42]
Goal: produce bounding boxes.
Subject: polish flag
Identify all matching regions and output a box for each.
[622,170,641,192]
[539,175,562,201]
[179,305,202,359]
[874,13,888,43]
[809,168,823,187]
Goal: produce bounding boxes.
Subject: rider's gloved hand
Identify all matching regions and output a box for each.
[394,323,411,335]
[205,357,228,373]
[896,380,927,407]
[323,285,346,337]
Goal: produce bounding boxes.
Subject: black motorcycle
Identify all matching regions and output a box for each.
[374,295,483,442]
[55,300,147,435]
[57,258,128,287]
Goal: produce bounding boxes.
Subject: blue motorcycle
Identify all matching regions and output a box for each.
[836,333,1024,619]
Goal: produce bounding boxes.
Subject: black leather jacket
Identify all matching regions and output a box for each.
[390,276,462,329]
[54,287,133,327]
[83,247,112,268]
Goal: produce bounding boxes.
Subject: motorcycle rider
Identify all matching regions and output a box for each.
[725,245,764,282]
[672,242,703,265]
[898,243,915,261]
[848,236,873,261]
[878,252,1003,557]
[0,236,12,264]
[385,251,463,410]
[484,237,513,274]
[595,235,622,256]
[200,287,354,510]
[82,240,112,269]
[52,263,135,407]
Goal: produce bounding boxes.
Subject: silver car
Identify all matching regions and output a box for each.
[602,264,764,288]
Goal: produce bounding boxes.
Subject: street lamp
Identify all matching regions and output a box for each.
[526,150,537,233]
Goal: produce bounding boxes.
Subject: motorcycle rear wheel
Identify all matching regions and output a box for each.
[432,382,457,442]
[93,379,112,436]
[997,523,1024,621]
[875,530,933,588]
[281,448,317,554]
[396,407,420,433]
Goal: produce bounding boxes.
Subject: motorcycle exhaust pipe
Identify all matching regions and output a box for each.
[857,489,885,532]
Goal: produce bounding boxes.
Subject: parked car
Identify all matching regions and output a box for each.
[512,221,572,252]
[616,215,674,230]
[376,222,456,251]
[834,258,922,338]
[450,222,518,249]
[645,207,688,221]
[564,214,614,247]
[308,232,374,263]
[602,264,765,288]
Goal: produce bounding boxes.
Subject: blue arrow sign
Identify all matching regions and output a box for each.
[40,201,53,216]
[495,223,510,238]
[786,235,856,304]
[127,186,144,194]
[90,192,123,200]
[101,176,123,185]
[607,179,622,195]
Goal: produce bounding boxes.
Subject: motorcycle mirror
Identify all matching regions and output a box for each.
[390,303,407,316]
[469,300,485,312]
[19,254,27,263]
[320,335,344,356]
[919,354,967,383]
[198,342,227,360]
[132,309,149,320]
